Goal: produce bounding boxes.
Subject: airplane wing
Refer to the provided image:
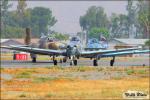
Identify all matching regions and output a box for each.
[1,45,64,55]
[80,47,141,58]
[84,48,106,50]
[99,50,150,58]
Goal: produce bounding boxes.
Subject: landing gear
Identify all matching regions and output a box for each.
[30,53,37,63]
[53,56,58,66]
[70,60,77,66]
[32,57,36,63]
[63,57,67,63]
[70,56,78,66]
[110,56,115,66]
[93,59,98,66]
[73,60,77,66]
[70,61,73,65]
[54,60,57,65]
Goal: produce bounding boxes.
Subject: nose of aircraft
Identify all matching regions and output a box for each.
[66,45,78,57]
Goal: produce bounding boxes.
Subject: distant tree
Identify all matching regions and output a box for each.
[1,7,57,38]
[79,6,109,44]
[77,32,82,37]
[2,25,24,38]
[79,6,109,32]
[17,0,27,15]
[31,7,57,37]
[137,0,150,38]
[110,13,129,38]
[145,40,150,46]
[48,32,69,41]
[110,13,120,38]
[1,0,12,35]
[17,0,27,28]
[126,0,137,38]
[89,27,109,39]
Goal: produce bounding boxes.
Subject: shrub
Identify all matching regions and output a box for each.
[19,94,26,97]
[33,77,57,83]
[137,70,146,74]
[126,69,134,75]
[16,72,31,78]
[45,93,54,97]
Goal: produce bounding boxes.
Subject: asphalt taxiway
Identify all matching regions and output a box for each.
[1,57,149,68]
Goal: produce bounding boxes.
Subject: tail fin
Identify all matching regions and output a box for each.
[24,28,31,45]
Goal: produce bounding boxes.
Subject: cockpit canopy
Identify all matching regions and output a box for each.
[87,38,108,49]
[88,38,99,44]
[70,37,80,42]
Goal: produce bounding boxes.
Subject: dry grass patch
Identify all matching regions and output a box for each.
[1,78,149,99]
[1,66,149,99]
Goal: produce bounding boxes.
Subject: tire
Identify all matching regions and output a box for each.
[54,60,57,65]
[32,57,36,63]
[73,60,77,66]
[93,60,98,66]
[63,58,67,63]
[70,62,73,66]
[110,60,114,66]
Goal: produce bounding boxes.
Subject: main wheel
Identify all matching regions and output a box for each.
[32,57,36,63]
[73,60,77,66]
[54,60,57,65]
[63,58,67,62]
[93,60,98,66]
[110,59,114,66]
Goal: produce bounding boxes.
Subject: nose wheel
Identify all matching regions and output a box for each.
[70,56,78,66]
[70,60,77,66]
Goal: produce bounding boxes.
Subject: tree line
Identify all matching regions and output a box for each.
[79,0,149,39]
[1,0,149,41]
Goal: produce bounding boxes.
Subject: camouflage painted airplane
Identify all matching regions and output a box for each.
[1,36,149,66]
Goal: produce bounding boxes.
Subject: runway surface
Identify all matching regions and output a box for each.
[1,57,149,68]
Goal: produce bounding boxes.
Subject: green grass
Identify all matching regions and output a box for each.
[77,66,86,72]
[97,67,104,71]
[0,67,4,71]
[46,66,64,70]
[19,94,26,98]
[137,70,146,74]
[45,93,55,97]
[33,77,58,83]
[113,76,122,80]
[16,72,32,78]
[77,66,96,72]
[126,69,134,75]
[26,69,38,73]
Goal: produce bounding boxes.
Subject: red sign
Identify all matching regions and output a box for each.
[15,54,28,60]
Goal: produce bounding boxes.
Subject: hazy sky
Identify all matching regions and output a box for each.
[9,1,128,34]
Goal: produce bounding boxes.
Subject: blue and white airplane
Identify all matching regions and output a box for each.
[1,36,149,66]
[86,38,108,50]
